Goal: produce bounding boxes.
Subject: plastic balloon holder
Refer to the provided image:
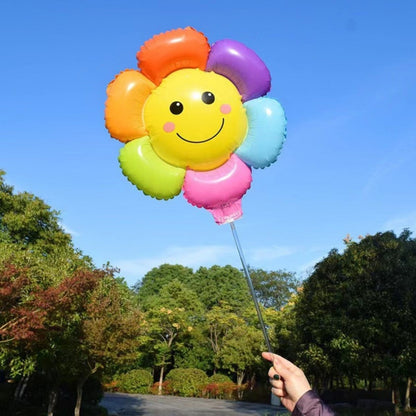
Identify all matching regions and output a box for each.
[105,27,287,353]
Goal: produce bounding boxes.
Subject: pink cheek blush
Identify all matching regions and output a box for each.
[163,122,175,133]
[220,104,231,114]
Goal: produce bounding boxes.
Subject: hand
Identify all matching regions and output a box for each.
[262,352,311,412]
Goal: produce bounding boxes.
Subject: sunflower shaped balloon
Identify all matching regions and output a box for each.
[105,27,286,224]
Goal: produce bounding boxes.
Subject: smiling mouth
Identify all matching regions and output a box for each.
[176,118,225,144]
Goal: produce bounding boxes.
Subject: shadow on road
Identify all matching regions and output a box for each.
[101,392,289,416]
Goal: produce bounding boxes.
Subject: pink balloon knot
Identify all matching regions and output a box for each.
[209,199,243,225]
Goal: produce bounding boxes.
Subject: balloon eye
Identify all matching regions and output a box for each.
[170,101,183,115]
[202,91,215,104]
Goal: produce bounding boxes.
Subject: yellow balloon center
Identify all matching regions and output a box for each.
[144,68,248,171]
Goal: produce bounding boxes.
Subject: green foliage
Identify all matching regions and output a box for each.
[193,265,251,312]
[145,279,203,315]
[219,323,262,386]
[116,369,153,394]
[135,264,194,306]
[272,292,299,361]
[139,278,205,393]
[209,373,232,383]
[249,267,300,310]
[7,171,416,410]
[173,325,214,372]
[295,230,416,393]
[0,172,145,416]
[165,368,209,397]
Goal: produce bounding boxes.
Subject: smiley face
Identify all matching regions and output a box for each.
[144,69,248,171]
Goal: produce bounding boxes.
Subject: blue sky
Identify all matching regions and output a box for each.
[1,1,415,287]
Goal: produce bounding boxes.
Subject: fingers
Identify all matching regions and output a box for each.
[262,352,297,379]
[270,377,286,399]
[272,386,286,398]
[268,365,280,380]
[269,376,284,390]
[269,366,285,398]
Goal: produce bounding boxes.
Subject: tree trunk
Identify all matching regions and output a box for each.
[47,386,58,416]
[20,374,30,399]
[392,385,401,415]
[74,376,88,416]
[236,371,245,400]
[158,366,165,395]
[405,377,412,411]
[249,374,256,391]
[14,374,30,400]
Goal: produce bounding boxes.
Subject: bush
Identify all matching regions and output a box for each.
[150,380,172,395]
[165,368,208,397]
[102,380,118,392]
[116,369,153,394]
[209,373,232,383]
[204,381,237,400]
[203,374,237,400]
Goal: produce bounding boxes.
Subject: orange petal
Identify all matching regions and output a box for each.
[137,27,210,85]
[105,70,155,143]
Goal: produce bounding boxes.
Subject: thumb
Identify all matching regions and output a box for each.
[261,352,274,362]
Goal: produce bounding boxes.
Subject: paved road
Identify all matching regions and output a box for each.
[101,393,289,416]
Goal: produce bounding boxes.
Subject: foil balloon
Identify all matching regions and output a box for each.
[105,27,286,224]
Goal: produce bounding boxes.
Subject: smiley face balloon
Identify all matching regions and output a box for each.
[105,27,286,224]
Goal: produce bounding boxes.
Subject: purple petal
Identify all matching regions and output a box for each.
[206,39,271,102]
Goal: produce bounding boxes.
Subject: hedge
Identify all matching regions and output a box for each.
[165,368,209,397]
[116,369,153,394]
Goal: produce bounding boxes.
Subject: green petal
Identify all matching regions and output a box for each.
[119,137,185,200]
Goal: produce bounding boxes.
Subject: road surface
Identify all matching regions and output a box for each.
[100,393,289,416]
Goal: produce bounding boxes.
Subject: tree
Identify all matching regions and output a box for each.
[249,268,300,310]
[219,323,262,396]
[0,172,144,416]
[73,273,144,416]
[295,230,416,401]
[273,291,301,362]
[193,265,251,312]
[135,264,194,307]
[0,265,104,415]
[141,280,204,394]
[204,302,266,394]
[0,171,93,291]
[0,171,71,253]
[0,263,143,416]
[205,303,242,374]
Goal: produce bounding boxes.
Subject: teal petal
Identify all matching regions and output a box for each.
[235,97,286,169]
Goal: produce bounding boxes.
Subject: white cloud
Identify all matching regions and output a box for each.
[296,257,323,280]
[362,149,414,196]
[116,244,237,284]
[116,243,301,286]
[382,211,416,234]
[249,245,297,262]
[59,222,80,237]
